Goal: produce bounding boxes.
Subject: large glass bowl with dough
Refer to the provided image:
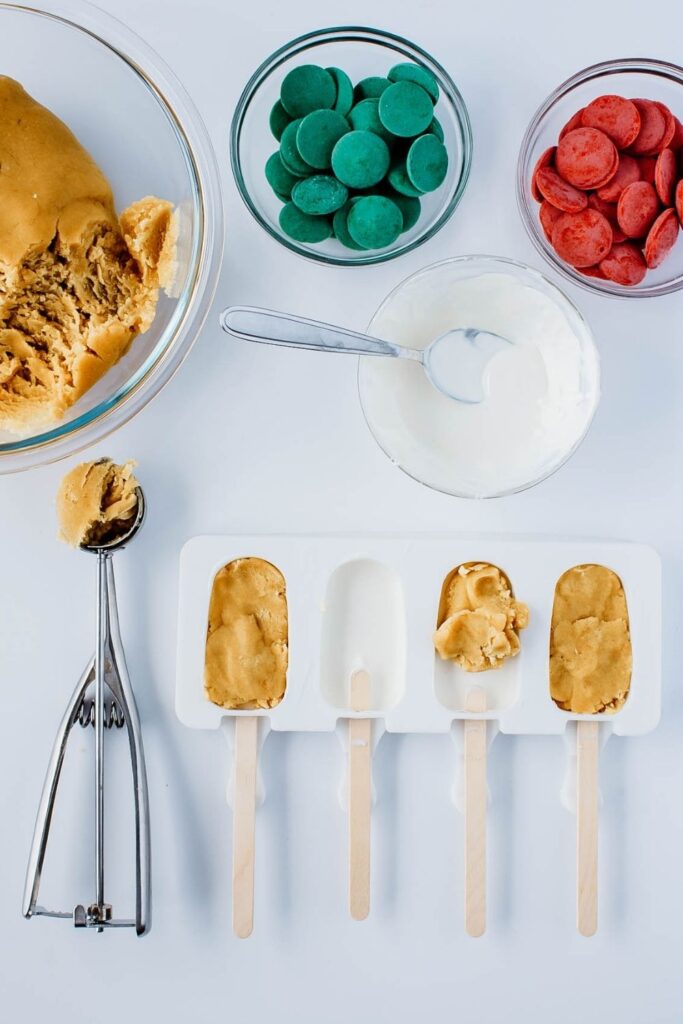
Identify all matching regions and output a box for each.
[358,256,600,498]
[0,1,222,473]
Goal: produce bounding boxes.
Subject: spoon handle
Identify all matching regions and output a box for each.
[221,305,402,358]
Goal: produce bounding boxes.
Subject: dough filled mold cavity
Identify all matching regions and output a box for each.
[433,562,529,672]
[550,563,632,714]
[204,557,288,710]
[0,77,176,433]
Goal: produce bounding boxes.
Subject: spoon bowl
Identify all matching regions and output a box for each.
[80,488,147,555]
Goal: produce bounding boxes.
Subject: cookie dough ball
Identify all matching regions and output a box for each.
[56,458,139,547]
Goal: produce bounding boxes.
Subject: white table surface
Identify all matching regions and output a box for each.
[1,0,682,1020]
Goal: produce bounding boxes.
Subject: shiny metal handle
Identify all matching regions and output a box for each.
[94,553,108,926]
[104,558,151,936]
[220,305,402,358]
[22,659,96,920]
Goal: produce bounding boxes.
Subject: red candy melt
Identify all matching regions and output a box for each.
[536,166,588,212]
[556,127,618,189]
[654,149,677,205]
[581,95,641,149]
[644,208,679,268]
[617,181,660,238]
[559,108,584,140]
[530,90,683,285]
[531,146,555,202]
[551,208,613,267]
[539,200,563,241]
[597,154,640,202]
[637,155,657,184]
[676,180,683,224]
[599,242,647,285]
[629,99,667,155]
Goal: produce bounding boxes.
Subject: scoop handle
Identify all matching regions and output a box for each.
[221,306,402,358]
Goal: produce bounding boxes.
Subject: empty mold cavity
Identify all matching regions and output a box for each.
[549,564,632,715]
[320,559,406,711]
[204,557,289,711]
[433,562,524,713]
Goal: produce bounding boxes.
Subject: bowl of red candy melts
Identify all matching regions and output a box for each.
[517,59,683,297]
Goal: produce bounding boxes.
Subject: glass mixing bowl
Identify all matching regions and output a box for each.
[358,256,600,499]
[231,26,472,266]
[0,0,223,472]
[517,58,683,298]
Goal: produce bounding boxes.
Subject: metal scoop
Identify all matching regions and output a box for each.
[221,306,512,405]
[23,488,151,935]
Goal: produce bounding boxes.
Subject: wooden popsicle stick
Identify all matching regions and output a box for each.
[464,688,487,938]
[576,719,599,937]
[232,715,258,939]
[349,669,372,921]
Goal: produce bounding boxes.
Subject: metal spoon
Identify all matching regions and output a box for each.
[220,306,512,405]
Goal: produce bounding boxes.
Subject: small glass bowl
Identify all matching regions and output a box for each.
[517,58,683,298]
[0,0,223,473]
[358,255,600,499]
[230,26,472,266]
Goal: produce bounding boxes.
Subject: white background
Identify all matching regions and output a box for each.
[1,0,682,1020]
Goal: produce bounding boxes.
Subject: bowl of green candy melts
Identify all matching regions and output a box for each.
[231,26,472,265]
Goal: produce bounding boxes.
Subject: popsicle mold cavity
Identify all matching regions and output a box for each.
[433,562,527,712]
[550,564,632,714]
[204,557,288,710]
[320,558,406,711]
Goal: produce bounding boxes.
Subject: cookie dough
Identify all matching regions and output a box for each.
[433,562,529,672]
[204,558,288,710]
[56,458,140,548]
[0,77,176,433]
[550,564,632,714]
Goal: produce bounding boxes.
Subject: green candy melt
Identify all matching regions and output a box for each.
[279,202,332,243]
[291,175,348,215]
[378,81,434,137]
[385,190,421,231]
[348,98,393,143]
[406,133,448,192]
[269,100,291,141]
[347,195,403,249]
[265,152,300,199]
[430,116,444,142]
[388,62,440,103]
[387,160,424,197]
[354,76,391,101]
[279,119,314,176]
[332,203,366,250]
[280,64,336,117]
[331,130,391,189]
[296,109,350,169]
[327,67,354,116]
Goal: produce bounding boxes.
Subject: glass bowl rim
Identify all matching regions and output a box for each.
[0,0,224,473]
[516,56,683,299]
[230,24,473,267]
[358,253,602,499]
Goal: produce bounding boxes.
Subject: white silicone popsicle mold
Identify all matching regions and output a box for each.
[175,535,661,737]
